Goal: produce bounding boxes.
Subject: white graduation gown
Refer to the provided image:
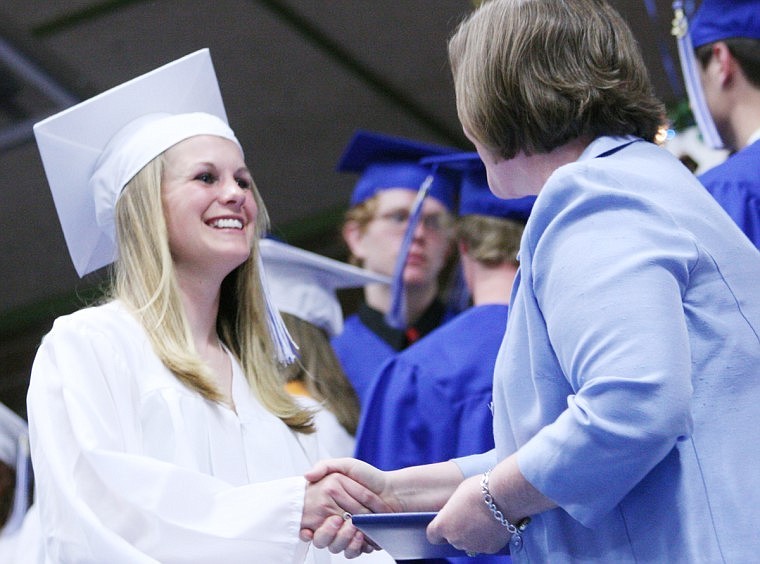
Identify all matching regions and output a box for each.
[27,301,392,564]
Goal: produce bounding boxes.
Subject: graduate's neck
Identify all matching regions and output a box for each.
[174,269,222,352]
[364,280,438,325]
[174,272,234,409]
[469,261,518,306]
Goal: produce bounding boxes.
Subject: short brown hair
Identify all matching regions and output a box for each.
[448,0,666,159]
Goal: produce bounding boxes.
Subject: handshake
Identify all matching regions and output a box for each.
[296,456,525,559]
[299,458,399,558]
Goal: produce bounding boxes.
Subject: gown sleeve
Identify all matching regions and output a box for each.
[27,314,310,564]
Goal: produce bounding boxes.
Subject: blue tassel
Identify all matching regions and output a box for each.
[384,172,435,330]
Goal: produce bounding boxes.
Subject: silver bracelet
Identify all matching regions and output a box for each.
[480,469,530,535]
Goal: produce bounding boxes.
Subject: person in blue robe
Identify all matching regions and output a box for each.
[331,131,458,406]
[355,157,533,470]
[674,0,760,247]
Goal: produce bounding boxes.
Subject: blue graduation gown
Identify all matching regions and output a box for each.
[331,301,448,406]
[355,305,511,564]
[355,304,506,470]
[698,139,760,248]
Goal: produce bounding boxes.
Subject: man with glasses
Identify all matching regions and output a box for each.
[331,130,458,407]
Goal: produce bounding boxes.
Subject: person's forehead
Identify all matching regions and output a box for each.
[374,188,449,212]
[374,187,417,208]
[164,135,245,166]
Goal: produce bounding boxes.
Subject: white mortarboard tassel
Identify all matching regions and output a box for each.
[257,251,298,364]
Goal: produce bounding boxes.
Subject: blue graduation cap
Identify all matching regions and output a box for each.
[690,0,760,47]
[337,129,458,211]
[338,130,460,330]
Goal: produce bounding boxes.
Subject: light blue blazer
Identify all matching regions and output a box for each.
[459,136,760,563]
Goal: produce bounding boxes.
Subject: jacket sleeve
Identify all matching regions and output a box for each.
[517,164,697,526]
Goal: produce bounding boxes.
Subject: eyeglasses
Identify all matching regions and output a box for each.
[373,208,453,233]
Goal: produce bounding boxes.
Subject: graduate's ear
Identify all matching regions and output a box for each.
[342,220,367,261]
[711,41,737,88]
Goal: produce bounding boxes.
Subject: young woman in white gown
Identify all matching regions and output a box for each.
[28,49,392,564]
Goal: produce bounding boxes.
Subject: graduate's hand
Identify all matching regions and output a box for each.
[300,462,394,557]
[301,458,400,557]
[305,457,398,506]
[427,473,510,555]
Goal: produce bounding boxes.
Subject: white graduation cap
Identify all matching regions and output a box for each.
[0,404,30,536]
[259,239,391,337]
[34,49,298,363]
[33,48,238,277]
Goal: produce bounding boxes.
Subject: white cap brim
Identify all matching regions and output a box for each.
[259,239,391,337]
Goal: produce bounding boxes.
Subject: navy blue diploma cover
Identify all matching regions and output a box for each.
[351,512,510,560]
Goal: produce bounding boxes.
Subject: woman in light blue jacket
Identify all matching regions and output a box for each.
[303,0,760,562]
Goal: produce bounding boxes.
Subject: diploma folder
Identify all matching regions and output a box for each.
[351,512,510,560]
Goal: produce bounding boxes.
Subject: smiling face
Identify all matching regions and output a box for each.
[161,135,257,281]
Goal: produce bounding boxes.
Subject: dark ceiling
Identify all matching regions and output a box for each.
[0,0,688,414]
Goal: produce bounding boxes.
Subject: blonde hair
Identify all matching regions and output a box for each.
[448,0,665,159]
[279,313,360,435]
[457,214,524,266]
[112,154,313,432]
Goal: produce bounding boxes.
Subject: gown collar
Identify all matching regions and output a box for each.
[577,135,642,162]
[358,299,446,350]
